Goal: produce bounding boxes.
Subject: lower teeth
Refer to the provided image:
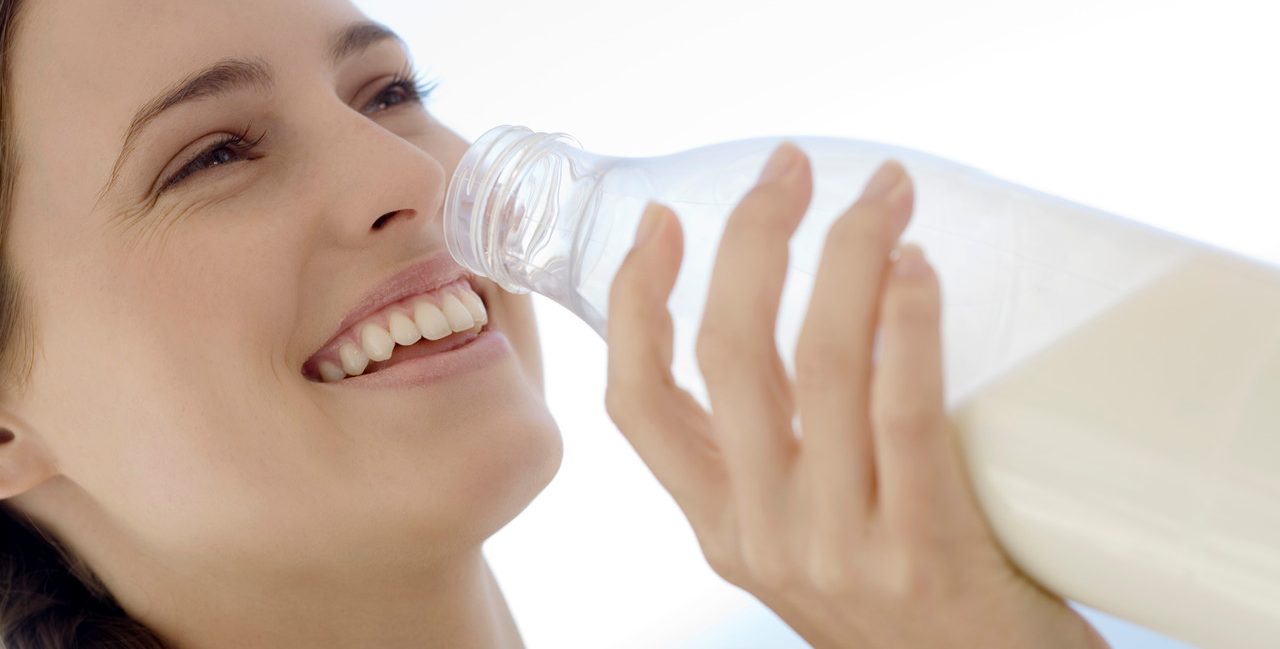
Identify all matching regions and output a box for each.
[356,326,482,377]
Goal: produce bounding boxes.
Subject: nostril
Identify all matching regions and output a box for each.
[371,208,418,231]
[371,211,398,231]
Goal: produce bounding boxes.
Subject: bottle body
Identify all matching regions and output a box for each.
[445,125,1280,647]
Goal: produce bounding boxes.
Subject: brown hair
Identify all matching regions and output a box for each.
[0,1,168,646]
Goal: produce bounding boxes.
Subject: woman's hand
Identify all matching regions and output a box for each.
[604,142,1109,649]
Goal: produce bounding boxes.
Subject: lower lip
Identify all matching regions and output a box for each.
[330,327,513,389]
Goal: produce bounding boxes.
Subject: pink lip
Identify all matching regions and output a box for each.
[308,251,475,364]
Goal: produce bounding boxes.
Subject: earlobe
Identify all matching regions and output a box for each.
[0,423,59,500]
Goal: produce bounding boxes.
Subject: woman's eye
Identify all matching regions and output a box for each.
[362,74,438,115]
[367,84,412,112]
[160,130,263,193]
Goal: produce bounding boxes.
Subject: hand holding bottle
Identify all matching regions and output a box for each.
[603,143,1109,649]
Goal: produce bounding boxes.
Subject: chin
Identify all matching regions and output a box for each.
[402,392,565,559]
[467,399,564,545]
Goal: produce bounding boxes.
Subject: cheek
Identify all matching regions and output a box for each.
[491,290,545,393]
[113,196,302,370]
[26,323,325,562]
[22,206,312,547]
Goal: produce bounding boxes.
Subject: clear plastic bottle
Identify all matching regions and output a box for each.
[444,124,1280,648]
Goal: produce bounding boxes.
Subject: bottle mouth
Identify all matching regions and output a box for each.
[444,125,580,294]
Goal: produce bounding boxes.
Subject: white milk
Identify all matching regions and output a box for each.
[952,250,1280,649]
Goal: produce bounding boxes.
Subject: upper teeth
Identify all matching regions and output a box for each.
[314,281,489,382]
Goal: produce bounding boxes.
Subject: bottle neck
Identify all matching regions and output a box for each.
[444,125,598,296]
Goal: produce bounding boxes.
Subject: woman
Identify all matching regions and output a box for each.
[0,0,1110,647]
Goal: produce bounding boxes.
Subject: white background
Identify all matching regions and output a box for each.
[354,1,1277,647]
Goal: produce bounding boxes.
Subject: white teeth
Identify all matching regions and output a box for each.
[458,289,488,325]
[388,311,422,346]
[414,300,453,340]
[318,361,346,383]
[316,285,491,382]
[360,324,395,362]
[440,294,475,332]
[339,342,369,376]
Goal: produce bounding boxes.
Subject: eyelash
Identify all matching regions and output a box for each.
[159,68,440,193]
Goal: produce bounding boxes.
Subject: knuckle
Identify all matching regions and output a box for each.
[723,185,807,242]
[794,335,857,386]
[805,548,858,598]
[602,387,628,423]
[699,536,745,585]
[609,247,643,293]
[694,325,740,376]
[727,197,793,241]
[885,283,941,324]
[739,538,796,591]
[745,180,801,211]
[606,259,648,321]
[603,382,643,425]
[874,401,938,439]
[880,554,949,602]
[828,204,893,253]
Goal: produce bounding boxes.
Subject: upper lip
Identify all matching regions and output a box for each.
[308,251,475,362]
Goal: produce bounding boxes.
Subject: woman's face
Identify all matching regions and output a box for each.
[3,0,562,598]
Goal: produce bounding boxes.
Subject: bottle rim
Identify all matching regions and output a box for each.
[444,125,581,293]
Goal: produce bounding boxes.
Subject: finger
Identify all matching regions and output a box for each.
[796,161,914,532]
[606,201,719,512]
[695,142,811,531]
[870,243,958,534]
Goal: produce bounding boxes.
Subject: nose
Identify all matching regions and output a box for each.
[309,105,447,245]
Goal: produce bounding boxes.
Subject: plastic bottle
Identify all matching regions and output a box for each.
[443,124,1280,648]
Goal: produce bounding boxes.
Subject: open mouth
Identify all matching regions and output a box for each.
[302,277,490,383]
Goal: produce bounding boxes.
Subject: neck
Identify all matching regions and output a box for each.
[150,546,523,649]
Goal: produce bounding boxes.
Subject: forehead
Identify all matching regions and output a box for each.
[15,0,368,89]
[7,0,368,201]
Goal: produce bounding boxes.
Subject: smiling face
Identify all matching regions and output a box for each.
[1,0,561,612]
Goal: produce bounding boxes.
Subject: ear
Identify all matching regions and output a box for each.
[0,413,58,499]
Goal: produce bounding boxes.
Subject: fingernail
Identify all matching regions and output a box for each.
[862,161,905,201]
[893,244,930,278]
[636,202,664,246]
[757,142,798,185]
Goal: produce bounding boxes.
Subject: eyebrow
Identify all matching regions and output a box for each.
[100,21,403,199]
[329,21,404,65]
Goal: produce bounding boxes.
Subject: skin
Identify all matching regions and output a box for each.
[0,1,560,647]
